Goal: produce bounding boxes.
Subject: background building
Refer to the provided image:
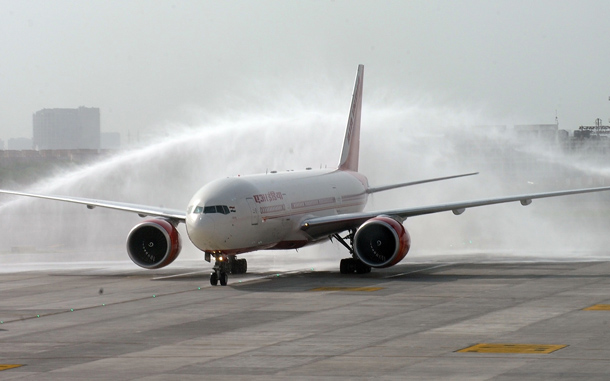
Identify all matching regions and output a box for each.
[32,107,100,150]
[7,137,32,150]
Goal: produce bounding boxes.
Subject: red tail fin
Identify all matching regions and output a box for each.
[338,65,363,172]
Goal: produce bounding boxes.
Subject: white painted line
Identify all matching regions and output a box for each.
[384,263,454,279]
[152,270,208,280]
[152,269,306,283]
[236,270,304,284]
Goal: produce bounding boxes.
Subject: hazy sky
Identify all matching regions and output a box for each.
[2,0,610,141]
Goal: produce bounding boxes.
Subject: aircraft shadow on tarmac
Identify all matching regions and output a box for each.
[143,261,610,294]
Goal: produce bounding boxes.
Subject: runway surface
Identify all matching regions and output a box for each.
[2,257,610,380]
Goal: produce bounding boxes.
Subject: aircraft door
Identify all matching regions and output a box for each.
[245,198,259,225]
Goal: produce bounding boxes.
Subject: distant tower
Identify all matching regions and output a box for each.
[32,107,100,150]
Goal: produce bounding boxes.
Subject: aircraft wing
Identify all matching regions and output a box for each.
[301,186,610,239]
[366,172,478,193]
[0,189,186,222]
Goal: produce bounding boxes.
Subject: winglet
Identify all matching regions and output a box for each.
[338,64,364,172]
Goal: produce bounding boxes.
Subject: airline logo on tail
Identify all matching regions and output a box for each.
[338,64,363,172]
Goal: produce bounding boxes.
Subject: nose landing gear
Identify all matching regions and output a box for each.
[207,253,248,286]
[209,268,228,286]
[210,254,229,286]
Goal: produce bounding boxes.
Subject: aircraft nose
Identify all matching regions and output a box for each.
[186,214,217,251]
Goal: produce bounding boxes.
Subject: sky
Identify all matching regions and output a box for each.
[1,0,610,264]
[1,0,610,142]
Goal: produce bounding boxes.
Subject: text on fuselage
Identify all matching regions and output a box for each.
[253,191,284,203]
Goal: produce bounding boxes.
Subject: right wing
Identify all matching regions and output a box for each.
[301,186,610,239]
[0,189,186,222]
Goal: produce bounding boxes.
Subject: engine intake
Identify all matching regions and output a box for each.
[353,216,411,268]
[126,219,182,269]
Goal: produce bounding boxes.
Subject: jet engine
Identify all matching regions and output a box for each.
[353,215,411,268]
[126,219,182,269]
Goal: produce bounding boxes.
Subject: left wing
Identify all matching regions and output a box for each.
[0,189,186,222]
[301,186,610,239]
[366,172,478,194]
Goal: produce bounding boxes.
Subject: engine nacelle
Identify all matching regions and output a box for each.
[353,216,411,268]
[126,219,182,269]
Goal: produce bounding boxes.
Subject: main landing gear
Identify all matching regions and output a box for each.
[208,254,248,286]
[332,231,371,274]
[340,257,371,274]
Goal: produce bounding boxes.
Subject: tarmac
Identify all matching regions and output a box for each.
[2,257,610,380]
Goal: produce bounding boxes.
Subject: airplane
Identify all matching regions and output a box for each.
[2,64,610,286]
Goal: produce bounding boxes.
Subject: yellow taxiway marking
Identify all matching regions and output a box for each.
[583,304,610,311]
[310,287,383,292]
[0,365,23,371]
[457,343,567,354]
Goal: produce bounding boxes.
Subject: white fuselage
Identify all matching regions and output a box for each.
[185,169,368,254]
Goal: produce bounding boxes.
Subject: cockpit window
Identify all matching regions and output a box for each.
[215,205,230,215]
[193,205,232,215]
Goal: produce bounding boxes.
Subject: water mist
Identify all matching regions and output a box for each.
[1,92,608,272]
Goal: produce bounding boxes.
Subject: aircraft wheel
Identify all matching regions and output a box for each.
[219,272,228,286]
[355,261,371,274]
[210,272,219,286]
[239,259,248,274]
[231,258,248,274]
[340,258,353,274]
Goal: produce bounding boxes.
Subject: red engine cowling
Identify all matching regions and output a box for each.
[353,216,411,268]
[126,219,182,269]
